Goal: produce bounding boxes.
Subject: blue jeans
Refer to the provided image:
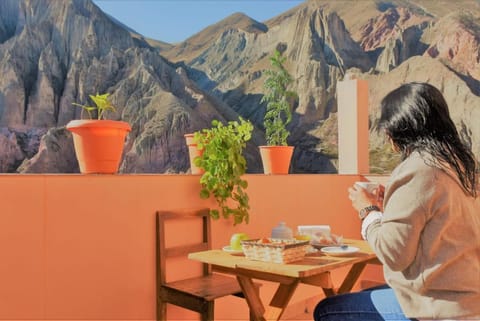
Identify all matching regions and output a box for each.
[313,285,417,321]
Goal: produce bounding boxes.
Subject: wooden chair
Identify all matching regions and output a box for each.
[155,208,254,321]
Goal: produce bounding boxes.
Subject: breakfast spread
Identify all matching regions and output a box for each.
[311,232,344,247]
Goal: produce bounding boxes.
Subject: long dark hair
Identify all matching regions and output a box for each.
[378,82,478,197]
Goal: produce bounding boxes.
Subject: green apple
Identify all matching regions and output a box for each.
[230,233,249,251]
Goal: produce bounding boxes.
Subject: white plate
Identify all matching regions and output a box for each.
[320,246,359,257]
[222,245,244,254]
[311,241,343,249]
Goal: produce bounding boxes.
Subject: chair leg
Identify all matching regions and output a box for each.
[157,298,167,321]
[201,301,215,321]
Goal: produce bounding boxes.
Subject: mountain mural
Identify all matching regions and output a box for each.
[0,0,479,174]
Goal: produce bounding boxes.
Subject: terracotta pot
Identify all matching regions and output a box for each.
[259,145,294,174]
[66,120,131,174]
[184,134,204,174]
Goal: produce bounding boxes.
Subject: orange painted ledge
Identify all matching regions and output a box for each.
[0,174,384,320]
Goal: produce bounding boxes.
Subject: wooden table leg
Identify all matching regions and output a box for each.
[236,275,266,321]
[321,287,337,297]
[337,262,367,294]
[302,271,337,297]
[265,281,300,321]
[236,275,300,321]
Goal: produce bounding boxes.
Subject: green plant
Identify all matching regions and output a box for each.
[261,50,298,146]
[193,117,253,225]
[72,93,116,120]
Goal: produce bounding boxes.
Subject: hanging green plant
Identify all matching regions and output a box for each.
[193,117,253,225]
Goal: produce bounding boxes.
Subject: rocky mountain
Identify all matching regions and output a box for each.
[161,0,480,173]
[0,0,263,173]
[0,0,479,173]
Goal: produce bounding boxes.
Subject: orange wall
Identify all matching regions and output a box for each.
[0,174,383,320]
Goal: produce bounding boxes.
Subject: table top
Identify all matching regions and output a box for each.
[188,239,377,279]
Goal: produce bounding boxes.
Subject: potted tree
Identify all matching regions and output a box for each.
[192,117,253,225]
[66,93,131,174]
[259,49,298,174]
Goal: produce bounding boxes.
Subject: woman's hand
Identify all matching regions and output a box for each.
[348,184,384,212]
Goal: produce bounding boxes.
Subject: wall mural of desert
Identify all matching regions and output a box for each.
[0,0,479,174]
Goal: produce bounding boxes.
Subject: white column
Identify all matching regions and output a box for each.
[337,79,369,174]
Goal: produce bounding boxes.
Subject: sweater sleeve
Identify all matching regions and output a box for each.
[365,159,434,271]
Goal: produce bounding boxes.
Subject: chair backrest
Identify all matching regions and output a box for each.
[155,208,212,285]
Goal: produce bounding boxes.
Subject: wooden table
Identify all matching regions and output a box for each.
[188,239,380,321]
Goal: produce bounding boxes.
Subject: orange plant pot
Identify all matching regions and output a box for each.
[184,134,205,174]
[259,145,294,174]
[66,120,131,174]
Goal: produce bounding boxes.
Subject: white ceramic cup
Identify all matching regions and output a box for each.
[355,181,379,193]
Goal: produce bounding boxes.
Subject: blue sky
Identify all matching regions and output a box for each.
[93,0,304,44]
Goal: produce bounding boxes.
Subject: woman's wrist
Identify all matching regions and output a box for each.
[361,211,383,240]
[359,205,381,220]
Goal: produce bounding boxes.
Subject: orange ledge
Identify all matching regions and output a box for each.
[0,174,384,320]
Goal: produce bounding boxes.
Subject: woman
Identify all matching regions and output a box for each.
[314,82,480,320]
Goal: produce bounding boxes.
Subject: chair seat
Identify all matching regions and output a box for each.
[164,274,243,301]
[156,209,257,320]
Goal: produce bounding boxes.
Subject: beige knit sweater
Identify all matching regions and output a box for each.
[365,152,480,319]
